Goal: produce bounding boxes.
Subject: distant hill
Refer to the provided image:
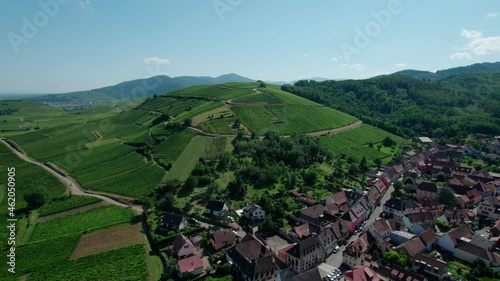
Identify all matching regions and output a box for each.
[394,61,500,80]
[27,73,254,109]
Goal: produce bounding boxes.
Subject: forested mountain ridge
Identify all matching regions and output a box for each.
[394,61,500,80]
[282,72,500,141]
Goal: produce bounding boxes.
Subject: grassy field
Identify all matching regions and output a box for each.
[28,244,148,281]
[192,105,233,125]
[38,197,103,217]
[319,124,409,164]
[232,104,357,135]
[0,142,66,209]
[165,136,213,181]
[29,205,136,242]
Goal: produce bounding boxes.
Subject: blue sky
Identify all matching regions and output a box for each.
[1,0,499,93]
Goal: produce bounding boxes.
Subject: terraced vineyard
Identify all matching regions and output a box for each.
[231,92,282,104]
[39,197,103,217]
[29,205,136,242]
[164,136,214,181]
[28,244,147,281]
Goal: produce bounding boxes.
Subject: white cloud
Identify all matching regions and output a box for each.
[79,0,90,10]
[331,57,339,62]
[449,52,472,60]
[461,29,482,40]
[484,12,498,19]
[302,54,308,58]
[143,57,170,64]
[465,36,500,55]
[453,29,500,57]
[341,63,366,71]
[394,63,406,68]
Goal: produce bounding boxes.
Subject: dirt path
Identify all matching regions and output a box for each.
[37,201,108,223]
[0,138,143,214]
[306,120,363,137]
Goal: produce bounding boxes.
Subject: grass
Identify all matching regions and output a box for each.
[165,136,213,181]
[29,205,136,242]
[232,104,357,135]
[319,124,409,164]
[28,244,148,281]
[38,197,103,217]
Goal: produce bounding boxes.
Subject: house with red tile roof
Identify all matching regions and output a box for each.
[436,224,474,253]
[395,237,426,260]
[366,219,392,253]
[454,238,500,272]
[416,182,439,200]
[210,229,235,250]
[418,229,437,252]
[177,255,203,278]
[412,253,450,281]
[171,234,197,259]
[341,265,380,281]
[342,233,370,268]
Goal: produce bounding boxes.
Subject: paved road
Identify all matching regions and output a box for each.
[325,184,394,268]
[0,138,143,214]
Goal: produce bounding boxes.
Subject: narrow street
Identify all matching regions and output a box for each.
[325,184,394,268]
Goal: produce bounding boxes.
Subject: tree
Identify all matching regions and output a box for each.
[439,187,458,208]
[393,181,404,198]
[260,215,279,233]
[359,156,368,172]
[183,118,192,127]
[382,137,396,147]
[403,177,415,185]
[374,158,383,168]
[383,250,408,267]
[184,176,198,190]
[436,172,447,182]
[303,169,319,186]
[24,187,47,209]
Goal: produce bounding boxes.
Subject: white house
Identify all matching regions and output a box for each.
[243,203,265,224]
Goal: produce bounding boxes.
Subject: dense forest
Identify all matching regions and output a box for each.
[282,73,500,142]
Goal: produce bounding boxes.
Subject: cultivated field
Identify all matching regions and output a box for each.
[319,124,410,163]
[231,92,282,104]
[0,142,66,209]
[232,104,357,135]
[29,205,136,242]
[70,223,143,259]
[152,129,197,163]
[38,196,103,217]
[28,244,148,281]
[164,136,213,181]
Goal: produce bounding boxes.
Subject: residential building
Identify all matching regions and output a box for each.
[341,265,380,281]
[417,198,444,217]
[159,213,187,232]
[226,235,277,281]
[210,229,236,250]
[416,182,439,200]
[171,234,197,259]
[395,237,426,260]
[366,219,392,253]
[478,197,500,220]
[383,198,420,218]
[342,233,370,268]
[205,200,229,218]
[454,238,500,272]
[418,229,437,251]
[243,203,266,224]
[177,255,203,278]
[286,236,324,273]
[436,224,473,253]
[402,212,435,234]
[412,254,450,281]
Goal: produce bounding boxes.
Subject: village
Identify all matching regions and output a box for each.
[158,135,500,281]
